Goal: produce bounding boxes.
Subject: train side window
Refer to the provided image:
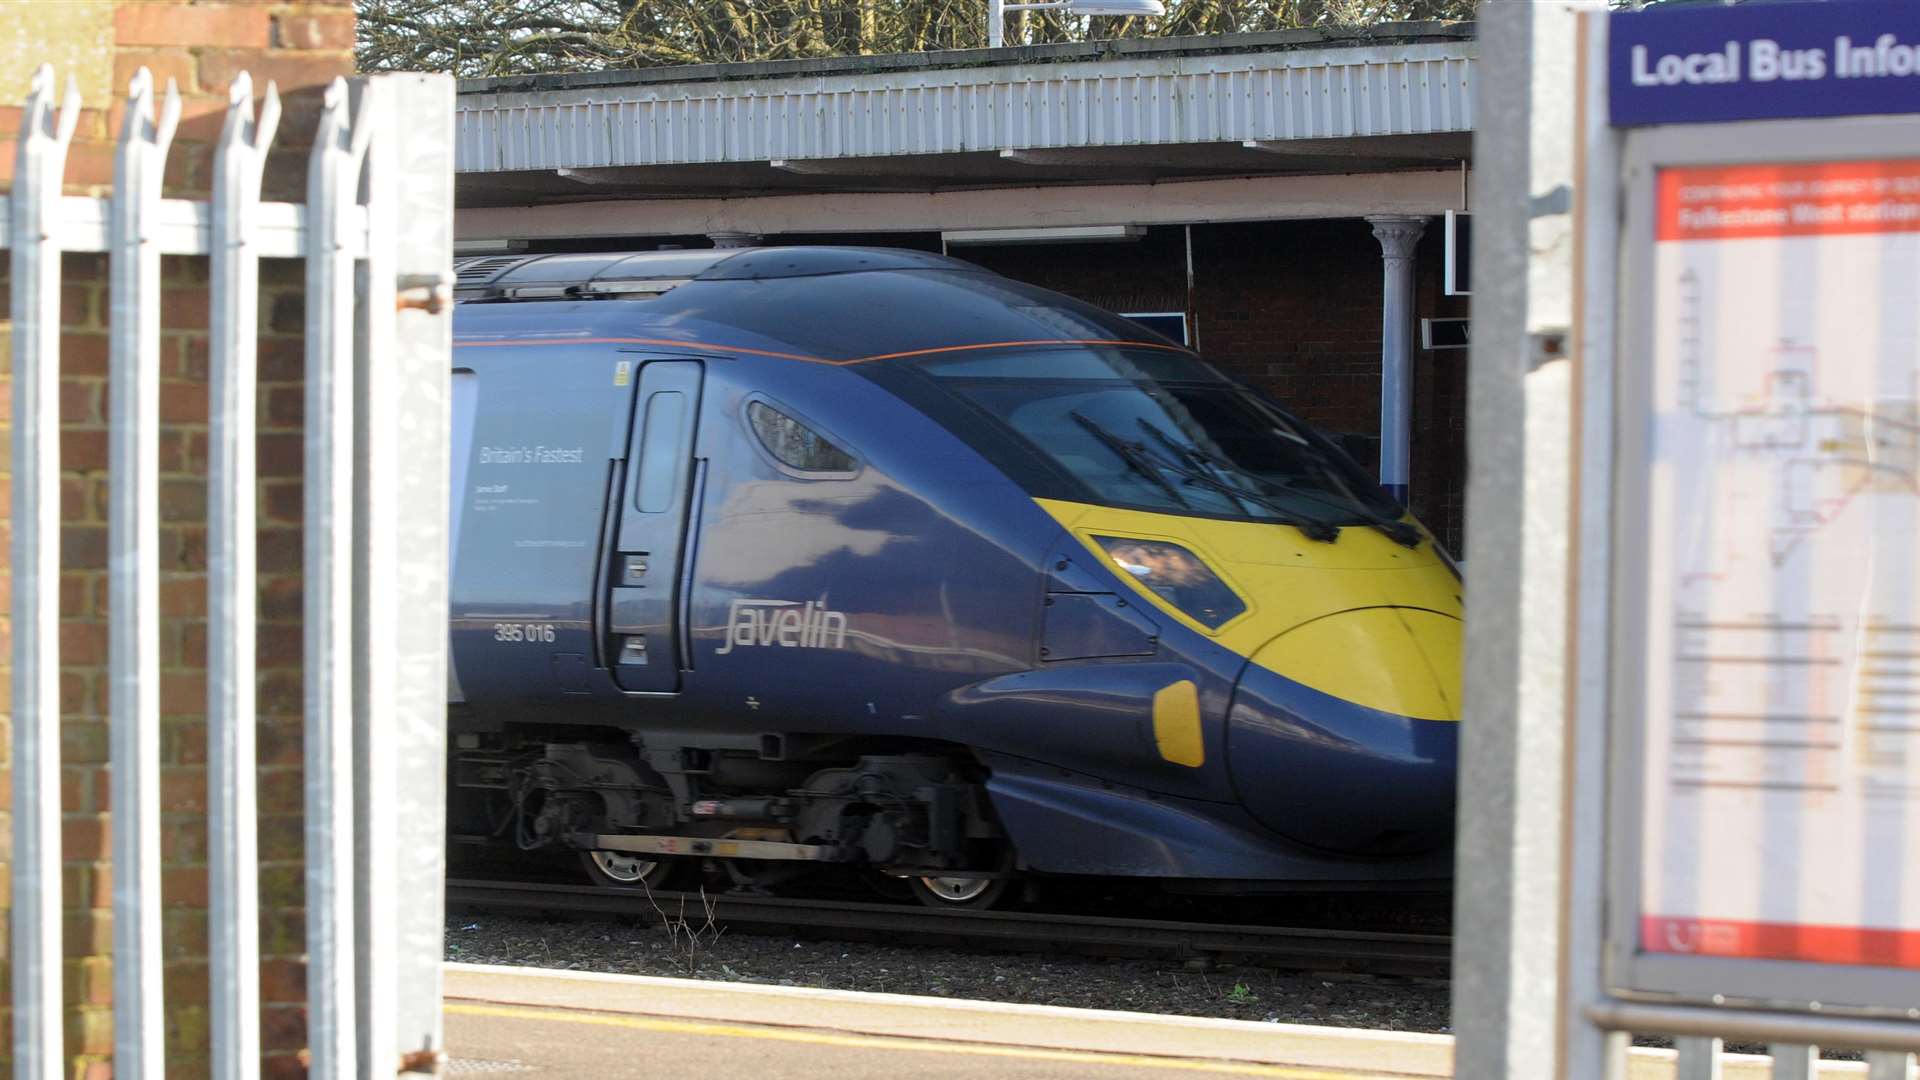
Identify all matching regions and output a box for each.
[635,390,689,513]
[746,400,857,477]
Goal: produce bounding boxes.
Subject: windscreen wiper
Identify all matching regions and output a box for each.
[1235,398,1424,548]
[1082,417,1336,541]
[1135,418,1256,518]
[1138,446,1342,543]
[1149,416,1418,548]
[1277,480,1422,548]
[1070,411,1190,508]
[1133,417,1351,541]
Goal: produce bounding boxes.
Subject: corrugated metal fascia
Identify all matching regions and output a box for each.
[456,25,1474,95]
[456,41,1474,173]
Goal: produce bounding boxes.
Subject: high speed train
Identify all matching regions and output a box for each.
[446,246,1462,907]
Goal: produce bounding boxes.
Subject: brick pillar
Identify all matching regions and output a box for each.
[0,3,356,1076]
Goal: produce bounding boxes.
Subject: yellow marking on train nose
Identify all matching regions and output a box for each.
[1250,609,1461,722]
[1153,680,1206,767]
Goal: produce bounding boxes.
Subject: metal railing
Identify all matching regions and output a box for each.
[1590,1002,1919,1079]
[5,65,454,1078]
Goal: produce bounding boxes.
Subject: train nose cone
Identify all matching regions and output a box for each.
[1225,608,1461,856]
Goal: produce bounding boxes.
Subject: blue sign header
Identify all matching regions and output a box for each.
[1610,0,1920,126]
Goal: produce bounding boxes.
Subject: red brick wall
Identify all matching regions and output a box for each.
[0,4,355,1076]
[962,221,1471,554]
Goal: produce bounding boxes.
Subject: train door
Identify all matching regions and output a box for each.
[606,359,704,692]
[450,347,636,715]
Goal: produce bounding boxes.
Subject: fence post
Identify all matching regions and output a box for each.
[108,66,180,1078]
[306,77,369,1080]
[1675,1036,1723,1080]
[8,65,79,1080]
[209,72,280,1080]
[1451,3,1596,1078]
[369,73,456,1073]
[1865,1052,1917,1080]
[353,74,402,1078]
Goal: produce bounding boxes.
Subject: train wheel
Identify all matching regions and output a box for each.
[907,873,1010,908]
[580,850,676,890]
[904,846,1016,909]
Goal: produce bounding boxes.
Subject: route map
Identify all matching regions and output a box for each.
[1638,159,1920,969]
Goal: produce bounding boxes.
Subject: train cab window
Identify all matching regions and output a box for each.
[909,346,1403,529]
[747,401,857,476]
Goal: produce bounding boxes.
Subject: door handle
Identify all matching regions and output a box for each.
[620,554,649,585]
[619,635,648,665]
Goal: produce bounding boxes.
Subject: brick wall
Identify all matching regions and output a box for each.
[0,3,355,1076]
[962,221,1472,554]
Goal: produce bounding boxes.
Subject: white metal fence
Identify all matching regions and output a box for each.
[5,65,454,1078]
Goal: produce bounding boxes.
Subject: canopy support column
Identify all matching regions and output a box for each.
[1368,214,1427,505]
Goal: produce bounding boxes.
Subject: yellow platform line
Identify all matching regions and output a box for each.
[445,1001,1414,1079]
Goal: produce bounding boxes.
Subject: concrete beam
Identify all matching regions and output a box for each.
[768,158,869,175]
[456,169,1469,240]
[1241,133,1472,160]
[998,148,1114,166]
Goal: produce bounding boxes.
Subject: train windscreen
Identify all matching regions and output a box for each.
[909,346,1402,527]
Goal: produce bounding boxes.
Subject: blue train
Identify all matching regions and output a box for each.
[447,246,1461,906]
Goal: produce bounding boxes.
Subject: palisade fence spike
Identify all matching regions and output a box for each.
[209,68,277,1080]
[305,75,363,1080]
[258,78,284,163]
[57,71,82,146]
[10,63,79,1080]
[108,63,180,1079]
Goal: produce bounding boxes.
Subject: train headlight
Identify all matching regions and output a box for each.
[1093,536,1246,630]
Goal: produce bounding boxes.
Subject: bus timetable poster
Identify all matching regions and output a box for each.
[1638,158,1920,969]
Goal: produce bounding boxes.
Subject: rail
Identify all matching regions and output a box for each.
[446,878,1453,977]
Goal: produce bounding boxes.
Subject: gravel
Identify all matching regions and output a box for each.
[445,913,1452,1033]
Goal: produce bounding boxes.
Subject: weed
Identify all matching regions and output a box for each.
[642,881,725,977]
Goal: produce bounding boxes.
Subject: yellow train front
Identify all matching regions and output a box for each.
[847,274,1461,897]
[448,247,1461,903]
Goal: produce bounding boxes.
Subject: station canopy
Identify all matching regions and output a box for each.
[454,24,1475,223]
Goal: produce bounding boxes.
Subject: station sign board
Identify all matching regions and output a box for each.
[1605,0,1920,1015]
[1420,317,1468,352]
[1611,0,1920,126]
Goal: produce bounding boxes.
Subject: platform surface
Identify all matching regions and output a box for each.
[442,963,1880,1079]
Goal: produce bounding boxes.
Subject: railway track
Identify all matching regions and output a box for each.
[445,878,1452,977]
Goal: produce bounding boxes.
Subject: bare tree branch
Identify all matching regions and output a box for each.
[355,0,1474,77]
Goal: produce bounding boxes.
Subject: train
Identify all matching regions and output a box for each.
[445,245,1462,907]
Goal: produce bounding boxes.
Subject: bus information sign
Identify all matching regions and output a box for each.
[1634,157,1920,974]
[1610,0,1920,127]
